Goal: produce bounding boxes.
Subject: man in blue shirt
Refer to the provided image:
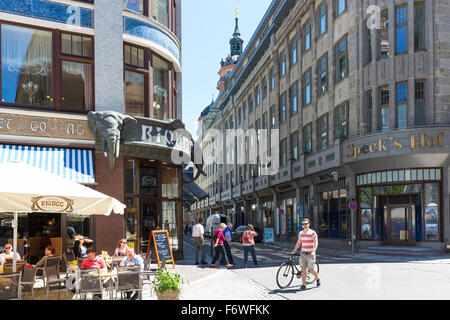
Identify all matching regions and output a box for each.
[223,223,234,267]
[120,248,144,300]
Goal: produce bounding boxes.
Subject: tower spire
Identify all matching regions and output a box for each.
[230,0,243,58]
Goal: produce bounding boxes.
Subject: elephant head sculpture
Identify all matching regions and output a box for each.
[87,111,137,171]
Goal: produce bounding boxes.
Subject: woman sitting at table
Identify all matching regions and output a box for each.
[73,235,93,259]
[114,238,129,257]
[35,245,56,269]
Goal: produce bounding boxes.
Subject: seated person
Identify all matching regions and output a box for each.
[120,248,144,300]
[35,245,56,269]
[114,238,129,257]
[0,243,21,265]
[81,248,107,271]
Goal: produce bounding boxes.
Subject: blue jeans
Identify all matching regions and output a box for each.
[243,245,258,267]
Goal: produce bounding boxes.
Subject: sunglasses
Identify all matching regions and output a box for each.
[302,223,309,225]
[5,247,11,249]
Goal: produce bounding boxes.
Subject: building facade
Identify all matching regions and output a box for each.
[192,0,450,251]
[0,0,186,260]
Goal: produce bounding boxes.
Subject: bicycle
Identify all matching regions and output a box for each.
[276,252,319,289]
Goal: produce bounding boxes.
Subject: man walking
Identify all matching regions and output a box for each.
[223,223,234,267]
[291,218,320,290]
[192,217,207,265]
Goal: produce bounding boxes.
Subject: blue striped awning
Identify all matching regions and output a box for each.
[0,144,95,184]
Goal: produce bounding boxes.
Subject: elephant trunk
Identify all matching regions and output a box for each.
[103,138,120,171]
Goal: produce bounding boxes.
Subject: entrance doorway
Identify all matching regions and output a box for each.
[383,195,417,246]
[141,200,159,255]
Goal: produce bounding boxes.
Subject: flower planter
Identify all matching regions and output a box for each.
[156,290,180,300]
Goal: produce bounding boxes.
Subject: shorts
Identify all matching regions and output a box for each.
[299,253,316,269]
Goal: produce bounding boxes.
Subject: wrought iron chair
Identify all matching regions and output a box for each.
[115,266,142,300]
[20,266,37,299]
[75,268,103,300]
[0,272,21,300]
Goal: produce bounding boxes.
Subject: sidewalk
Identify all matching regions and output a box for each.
[141,239,283,300]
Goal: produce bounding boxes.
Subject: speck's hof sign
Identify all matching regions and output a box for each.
[345,131,445,162]
[0,112,93,141]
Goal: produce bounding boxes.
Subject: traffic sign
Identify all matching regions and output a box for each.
[348,201,357,211]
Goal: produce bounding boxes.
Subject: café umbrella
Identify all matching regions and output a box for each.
[0,161,126,272]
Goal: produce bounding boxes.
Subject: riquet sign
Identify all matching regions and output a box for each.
[346,133,444,160]
[31,196,74,213]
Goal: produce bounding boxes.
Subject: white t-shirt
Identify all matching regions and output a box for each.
[192,224,204,237]
[0,252,21,264]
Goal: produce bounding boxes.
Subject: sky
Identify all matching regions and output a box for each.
[181,0,273,139]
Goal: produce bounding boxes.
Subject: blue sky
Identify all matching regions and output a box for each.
[181,0,273,138]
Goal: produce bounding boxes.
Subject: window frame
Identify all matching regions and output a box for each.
[303,20,311,54]
[290,82,298,115]
[0,24,95,113]
[336,0,348,18]
[303,123,312,154]
[302,69,312,107]
[280,51,286,78]
[335,36,348,83]
[318,53,328,95]
[318,113,329,151]
[290,131,299,161]
[396,82,408,129]
[280,92,287,123]
[334,102,349,140]
[395,5,408,55]
[414,2,426,52]
[380,86,390,132]
[379,9,390,59]
[318,1,328,36]
[415,80,426,126]
[290,37,298,66]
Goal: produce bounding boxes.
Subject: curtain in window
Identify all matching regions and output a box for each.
[1,24,53,106]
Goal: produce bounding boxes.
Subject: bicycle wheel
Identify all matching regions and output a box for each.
[306,261,320,285]
[276,261,294,289]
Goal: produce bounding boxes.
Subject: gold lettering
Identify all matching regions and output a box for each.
[347,145,354,157]
[410,135,416,149]
[394,140,402,150]
[369,143,377,153]
[438,133,444,148]
[354,146,361,160]
[426,137,437,148]
[420,134,426,148]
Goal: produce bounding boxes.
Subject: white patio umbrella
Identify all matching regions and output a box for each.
[0,161,126,272]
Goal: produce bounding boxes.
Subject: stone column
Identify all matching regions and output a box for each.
[94,0,124,113]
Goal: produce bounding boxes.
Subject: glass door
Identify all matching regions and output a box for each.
[385,204,416,245]
[141,200,159,256]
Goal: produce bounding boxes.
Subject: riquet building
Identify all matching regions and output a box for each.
[0,0,187,260]
[192,0,450,252]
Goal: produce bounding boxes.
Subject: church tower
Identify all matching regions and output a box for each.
[217,4,244,91]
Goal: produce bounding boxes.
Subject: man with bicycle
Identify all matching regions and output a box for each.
[291,218,321,290]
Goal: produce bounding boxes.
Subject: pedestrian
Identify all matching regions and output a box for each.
[242,224,260,268]
[291,218,320,291]
[184,224,189,235]
[223,223,234,267]
[188,223,193,235]
[192,218,207,265]
[210,223,232,269]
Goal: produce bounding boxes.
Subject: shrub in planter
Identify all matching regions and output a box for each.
[152,267,186,300]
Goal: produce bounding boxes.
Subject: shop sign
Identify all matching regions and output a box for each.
[346,132,444,161]
[141,176,157,187]
[139,124,191,155]
[0,219,12,227]
[0,112,93,140]
[264,228,275,244]
[31,196,74,213]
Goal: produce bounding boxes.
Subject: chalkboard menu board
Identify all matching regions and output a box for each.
[151,230,175,269]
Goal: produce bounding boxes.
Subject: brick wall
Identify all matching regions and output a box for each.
[92,152,125,255]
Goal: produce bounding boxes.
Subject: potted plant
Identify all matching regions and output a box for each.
[152,267,186,300]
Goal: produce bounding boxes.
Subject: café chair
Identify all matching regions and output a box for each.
[75,268,103,300]
[39,256,61,286]
[43,258,68,300]
[0,272,22,300]
[20,266,37,299]
[115,266,142,300]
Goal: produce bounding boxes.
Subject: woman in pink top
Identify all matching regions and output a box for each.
[210,223,232,268]
[114,238,129,256]
[242,224,259,268]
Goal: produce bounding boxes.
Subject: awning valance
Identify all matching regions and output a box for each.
[0,144,95,184]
